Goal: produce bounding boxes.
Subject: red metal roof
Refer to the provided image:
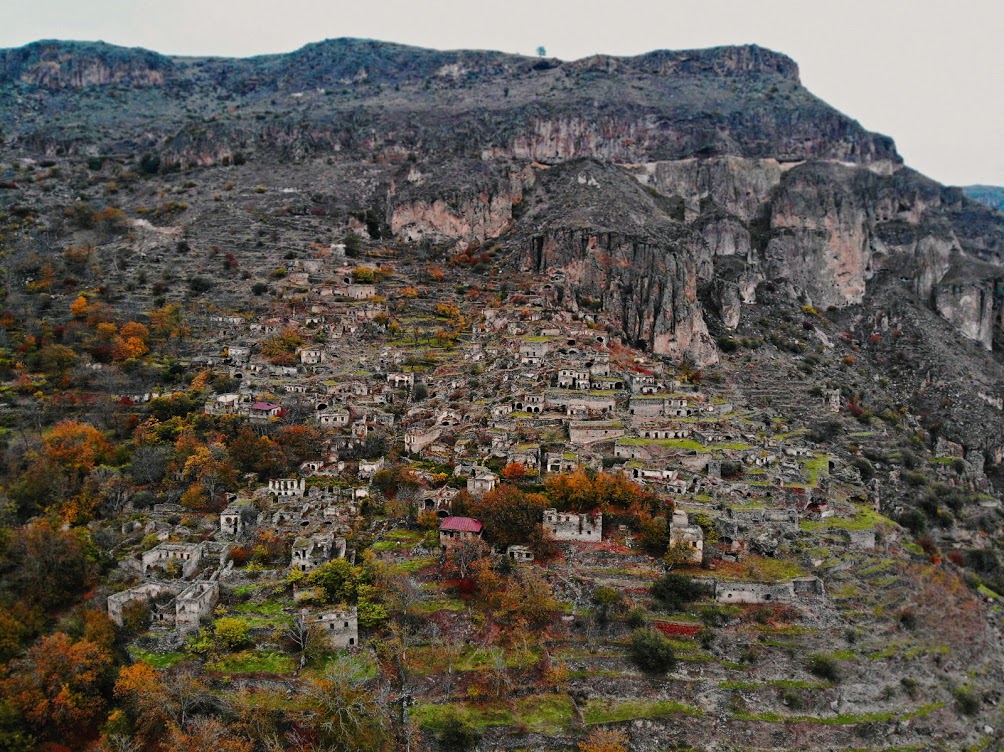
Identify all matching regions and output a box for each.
[251,402,280,411]
[439,516,483,533]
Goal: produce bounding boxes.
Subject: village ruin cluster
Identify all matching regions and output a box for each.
[2,35,1004,752]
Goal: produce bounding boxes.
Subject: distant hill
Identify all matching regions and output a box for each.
[963,184,1004,212]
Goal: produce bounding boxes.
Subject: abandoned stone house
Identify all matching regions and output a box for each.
[204,392,241,415]
[269,477,306,496]
[543,509,602,542]
[225,345,251,361]
[290,533,346,572]
[624,463,678,484]
[387,372,414,388]
[508,445,541,471]
[358,457,384,479]
[518,341,549,365]
[142,542,205,577]
[466,471,498,496]
[107,580,219,635]
[568,420,625,444]
[175,582,220,633]
[304,606,359,648]
[418,486,459,518]
[640,426,691,440]
[708,576,825,604]
[669,511,704,564]
[545,452,579,474]
[506,545,534,563]
[405,427,442,454]
[220,505,243,537]
[513,394,545,413]
[557,367,591,389]
[628,396,664,417]
[107,583,176,626]
[439,516,484,548]
[590,375,625,390]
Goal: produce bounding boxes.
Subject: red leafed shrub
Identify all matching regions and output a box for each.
[652,621,701,637]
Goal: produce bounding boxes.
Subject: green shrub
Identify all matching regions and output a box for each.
[628,628,677,675]
[650,573,711,611]
[625,607,648,629]
[214,616,251,651]
[952,687,980,716]
[716,336,739,353]
[806,654,841,683]
[188,276,214,294]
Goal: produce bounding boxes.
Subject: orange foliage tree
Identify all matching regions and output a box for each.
[544,468,657,513]
[500,461,528,481]
[470,485,553,556]
[114,662,171,744]
[43,420,112,480]
[2,632,113,745]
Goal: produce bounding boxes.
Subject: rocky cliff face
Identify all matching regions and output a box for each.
[508,160,718,364]
[0,37,1001,356]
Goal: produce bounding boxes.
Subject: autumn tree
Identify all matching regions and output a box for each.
[472,559,560,628]
[181,442,237,505]
[2,631,114,744]
[149,304,186,340]
[500,461,528,481]
[283,612,325,669]
[470,484,552,556]
[44,420,113,480]
[492,565,560,627]
[304,558,359,603]
[261,329,302,366]
[274,424,322,471]
[226,426,284,478]
[0,600,46,662]
[0,520,91,610]
[115,664,216,745]
[544,468,657,513]
[444,536,489,580]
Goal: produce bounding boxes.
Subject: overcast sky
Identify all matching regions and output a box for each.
[1,0,1000,186]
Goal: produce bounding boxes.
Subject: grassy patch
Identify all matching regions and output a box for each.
[307,650,378,680]
[412,597,468,615]
[128,647,187,669]
[801,505,894,533]
[734,702,943,725]
[207,649,296,674]
[681,556,804,582]
[386,556,438,574]
[803,455,830,486]
[386,529,425,544]
[582,698,702,724]
[514,693,577,735]
[720,679,831,690]
[412,701,514,730]
[231,600,288,616]
[978,584,1002,601]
